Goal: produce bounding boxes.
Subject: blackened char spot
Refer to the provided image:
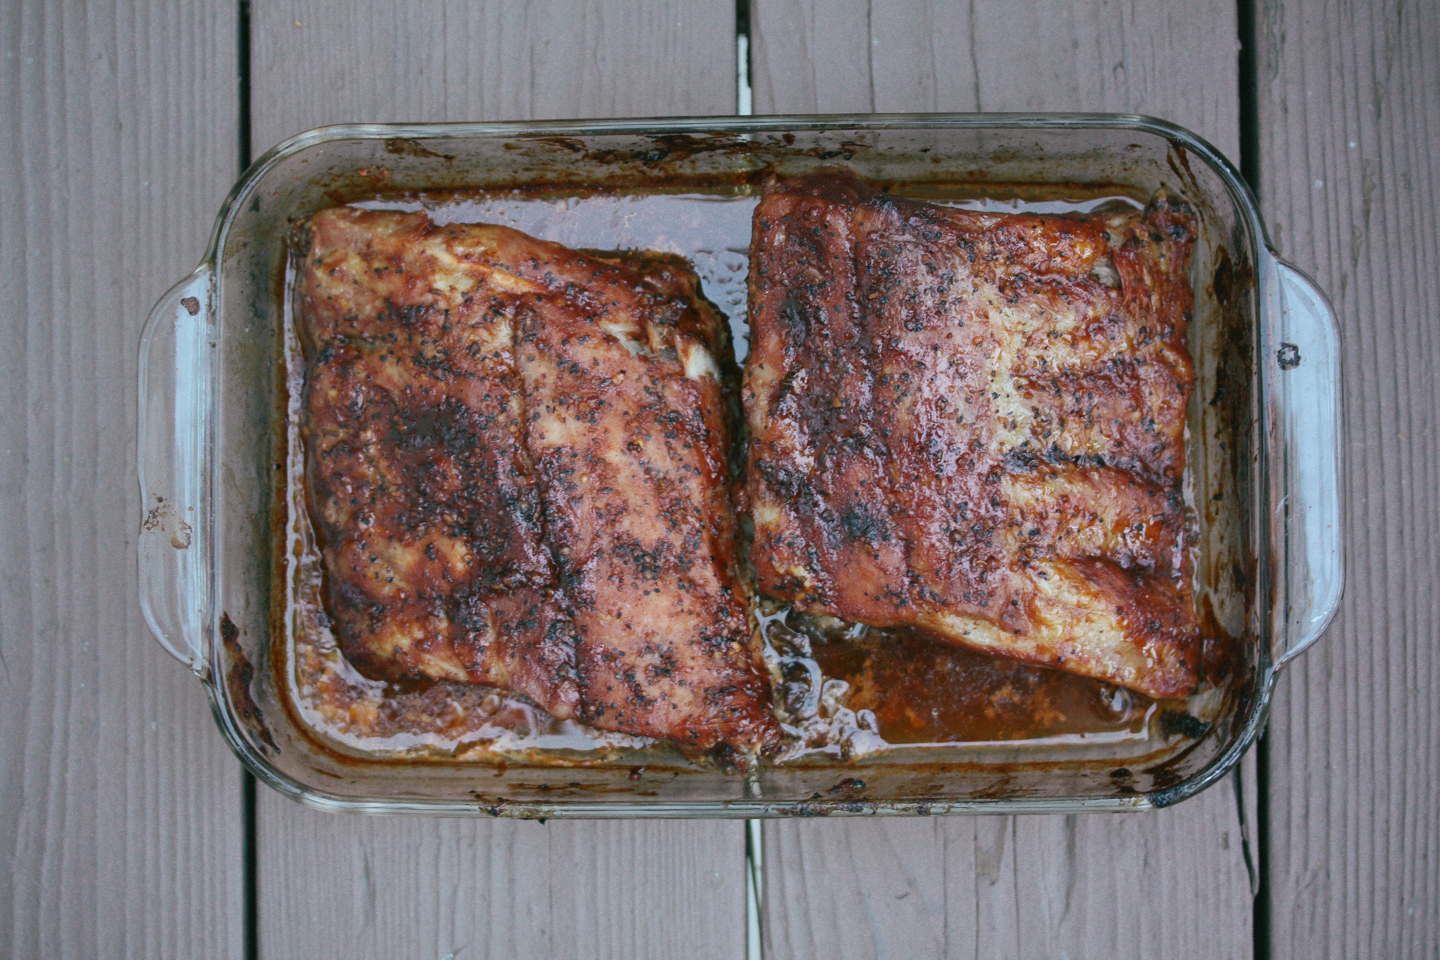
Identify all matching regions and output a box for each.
[757,459,816,505]
[1003,445,1040,472]
[780,290,809,338]
[381,301,430,327]
[1159,709,1210,740]
[387,398,482,455]
[840,505,890,543]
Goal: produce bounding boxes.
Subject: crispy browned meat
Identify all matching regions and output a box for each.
[298,208,779,757]
[744,167,1200,699]
[510,234,781,757]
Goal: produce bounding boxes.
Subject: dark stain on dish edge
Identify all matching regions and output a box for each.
[383,138,456,162]
[222,611,279,753]
[1203,243,1258,691]
[318,131,1146,208]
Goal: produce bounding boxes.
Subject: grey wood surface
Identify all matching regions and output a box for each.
[249,0,737,149]
[1255,0,1440,956]
[247,2,748,958]
[760,797,1256,960]
[261,810,747,960]
[7,0,1437,956]
[0,1,245,959]
[750,0,1241,161]
[750,1,1257,956]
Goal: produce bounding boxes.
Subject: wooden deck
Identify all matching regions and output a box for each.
[1,0,1435,956]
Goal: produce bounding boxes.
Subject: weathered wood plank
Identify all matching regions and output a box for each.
[1255,0,1440,956]
[248,3,747,958]
[261,810,748,960]
[752,0,1241,162]
[750,1,1255,956]
[250,0,737,150]
[0,1,245,958]
[763,794,1255,960]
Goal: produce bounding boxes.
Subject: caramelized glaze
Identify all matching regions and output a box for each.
[745,168,1200,699]
[295,208,778,760]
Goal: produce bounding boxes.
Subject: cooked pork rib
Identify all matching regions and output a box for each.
[744,168,1200,699]
[511,239,779,755]
[298,208,779,756]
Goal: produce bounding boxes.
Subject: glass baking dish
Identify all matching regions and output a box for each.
[138,115,1341,817]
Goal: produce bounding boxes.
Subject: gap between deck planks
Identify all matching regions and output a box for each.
[750,1,1258,957]
[247,2,750,959]
[1255,0,1440,956]
[0,1,245,959]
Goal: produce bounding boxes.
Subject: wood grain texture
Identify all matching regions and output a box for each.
[751,0,1241,162]
[1256,0,1440,956]
[0,1,244,958]
[763,791,1256,960]
[751,1,1256,956]
[249,3,746,958]
[260,810,746,960]
[250,0,736,150]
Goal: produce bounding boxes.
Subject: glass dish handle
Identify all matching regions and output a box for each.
[1264,255,1344,672]
[138,267,213,675]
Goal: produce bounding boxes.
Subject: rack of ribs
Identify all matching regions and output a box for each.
[744,167,1201,700]
[297,208,779,760]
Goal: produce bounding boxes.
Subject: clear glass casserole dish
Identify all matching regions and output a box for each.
[138,114,1342,817]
